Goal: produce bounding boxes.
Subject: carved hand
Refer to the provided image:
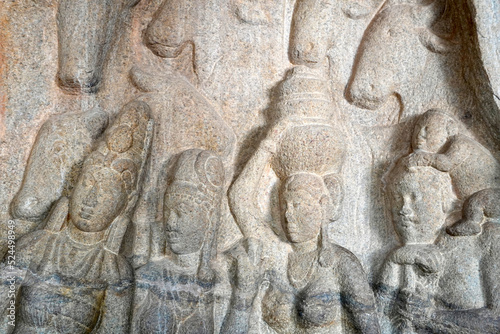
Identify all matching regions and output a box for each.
[407,151,435,168]
[390,245,443,274]
[227,237,267,305]
[394,289,434,330]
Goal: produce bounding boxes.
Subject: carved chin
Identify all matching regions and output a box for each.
[169,242,190,255]
[146,42,185,59]
[72,216,109,233]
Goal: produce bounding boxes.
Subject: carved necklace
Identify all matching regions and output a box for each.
[287,250,318,290]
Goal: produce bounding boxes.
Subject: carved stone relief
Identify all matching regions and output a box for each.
[1,0,500,333]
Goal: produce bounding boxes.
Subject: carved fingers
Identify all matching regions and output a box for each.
[406,151,435,168]
[228,238,266,295]
[390,245,443,274]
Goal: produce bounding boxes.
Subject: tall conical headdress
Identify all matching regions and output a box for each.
[165,149,224,281]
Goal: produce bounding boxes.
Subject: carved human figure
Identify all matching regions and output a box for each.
[378,163,500,333]
[132,149,225,334]
[447,188,500,236]
[130,0,236,267]
[226,66,346,240]
[0,101,153,333]
[378,163,455,332]
[224,122,379,333]
[10,108,108,229]
[406,109,500,200]
[6,0,141,242]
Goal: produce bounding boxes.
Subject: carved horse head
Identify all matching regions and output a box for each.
[346,0,455,110]
[144,0,194,59]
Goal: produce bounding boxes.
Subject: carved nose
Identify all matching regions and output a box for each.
[418,127,427,140]
[83,187,98,208]
[165,212,178,231]
[399,202,413,217]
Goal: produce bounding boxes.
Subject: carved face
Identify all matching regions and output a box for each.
[282,189,323,244]
[412,116,449,152]
[390,169,451,244]
[70,166,128,233]
[164,195,210,255]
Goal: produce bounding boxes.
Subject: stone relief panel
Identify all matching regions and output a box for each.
[0,100,153,333]
[132,149,225,334]
[1,0,500,333]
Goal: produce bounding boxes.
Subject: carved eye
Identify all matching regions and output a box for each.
[82,172,96,188]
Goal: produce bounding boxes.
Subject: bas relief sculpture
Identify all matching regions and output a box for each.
[0,100,153,333]
[379,161,500,333]
[1,0,500,333]
[132,149,225,334]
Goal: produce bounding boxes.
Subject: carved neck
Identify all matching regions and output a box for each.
[67,219,107,245]
[291,237,319,254]
[172,250,201,269]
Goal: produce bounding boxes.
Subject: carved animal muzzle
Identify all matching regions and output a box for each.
[347,0,451,110]
[56,0,123,93]
[144,0,190,59]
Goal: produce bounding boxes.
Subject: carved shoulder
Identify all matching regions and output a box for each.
[321,244,367,280]
[14,230,53,269]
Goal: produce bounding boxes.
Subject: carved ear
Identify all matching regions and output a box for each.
[418,28,457,54]
[323,174,344,221]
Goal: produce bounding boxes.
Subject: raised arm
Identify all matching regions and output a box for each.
[221,238,266,334]
[376,255,401,316]
[229,127,283,238]
[429,136,471,172]
[130,274,151,334]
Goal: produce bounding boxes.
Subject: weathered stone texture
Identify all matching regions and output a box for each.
[1,0,500,333]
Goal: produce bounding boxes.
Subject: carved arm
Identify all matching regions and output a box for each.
[96,281,133,333]
[228,138,275,238]
[340,251,381,333]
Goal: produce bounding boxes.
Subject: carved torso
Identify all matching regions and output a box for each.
[134,258,215,334]
[16,277,105,333]
[262,248,357,334]
[12,226,132,334]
